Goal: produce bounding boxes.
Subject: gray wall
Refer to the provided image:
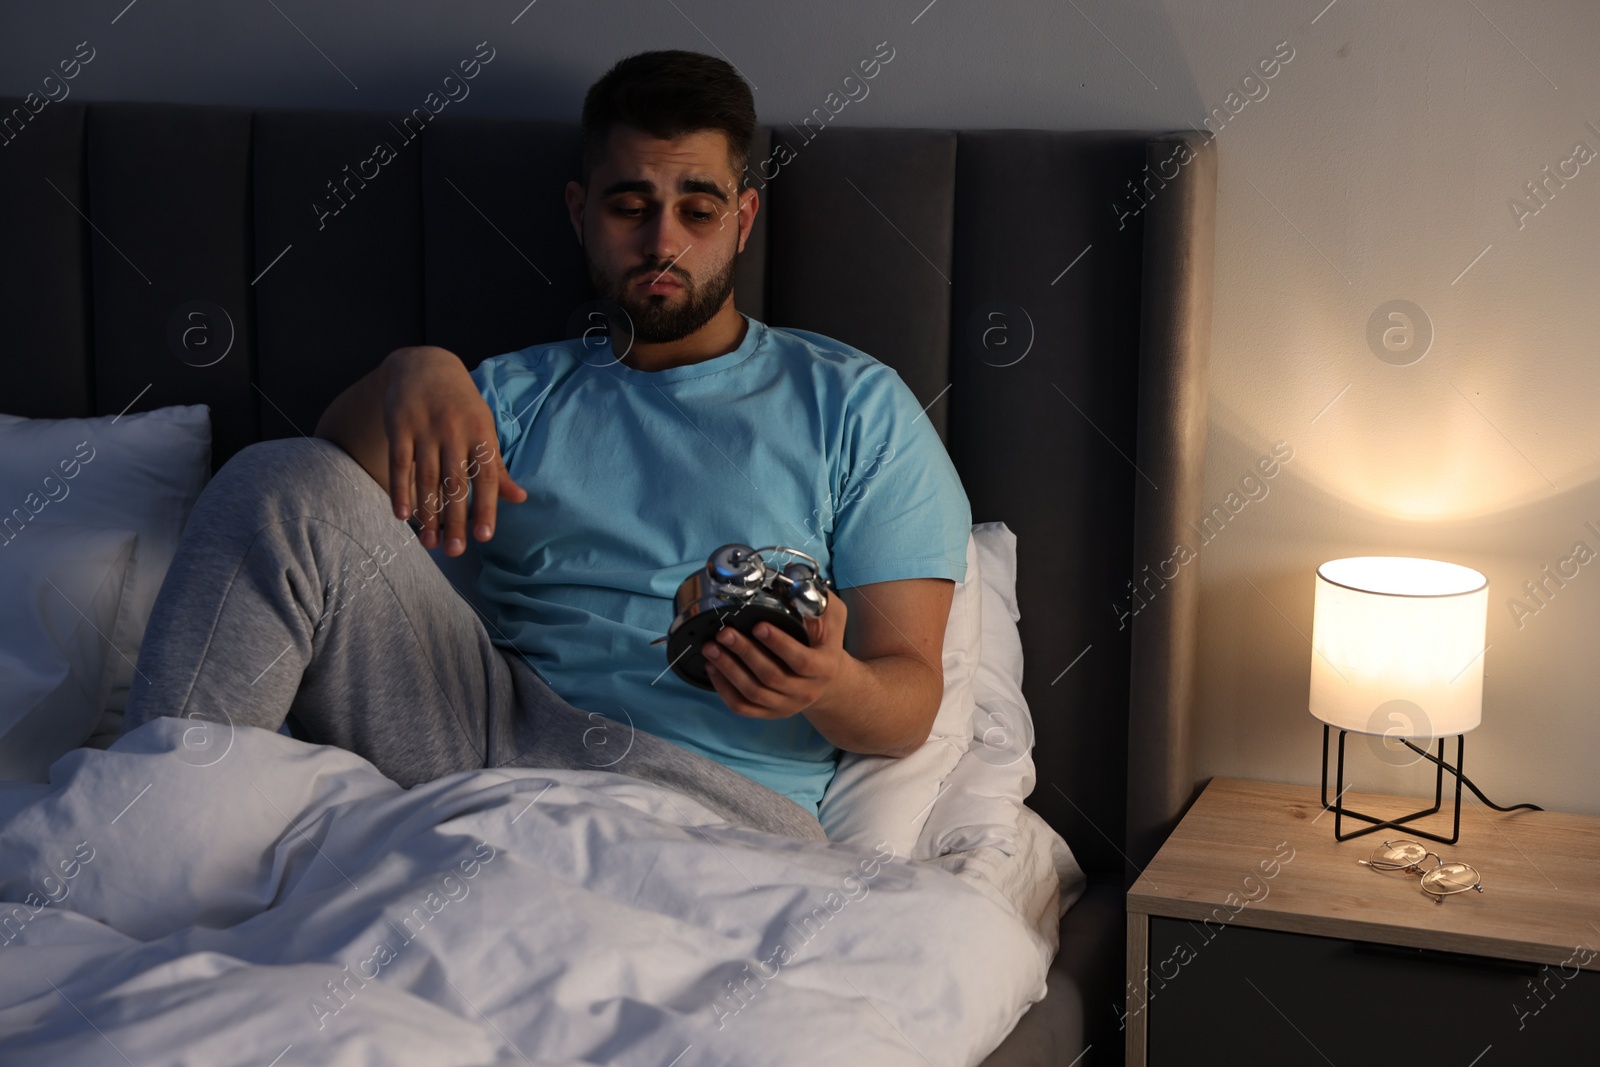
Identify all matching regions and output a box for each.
[4,0,1597,815]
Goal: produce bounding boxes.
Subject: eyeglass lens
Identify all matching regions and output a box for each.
[1371,840,1428,869]
[1419,862,1480,895]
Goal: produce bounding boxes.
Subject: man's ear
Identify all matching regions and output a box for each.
[735,186,759,255]
[564,179,586,246]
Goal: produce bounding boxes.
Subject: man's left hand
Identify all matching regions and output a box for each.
[701,594,850,720]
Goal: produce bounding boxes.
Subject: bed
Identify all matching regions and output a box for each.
[0,100,1216,1066]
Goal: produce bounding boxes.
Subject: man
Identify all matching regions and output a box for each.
[124,50,970,840]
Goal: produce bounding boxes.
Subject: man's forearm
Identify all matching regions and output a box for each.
[804,652,942,758]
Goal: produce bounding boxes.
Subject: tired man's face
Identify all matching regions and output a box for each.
[566,126,757,345]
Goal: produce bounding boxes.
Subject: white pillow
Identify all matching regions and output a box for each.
[969,521,1025,712]
[918,522,1039,854]
[817,531,982,853]
[919,523,1087,921]
[0,525,138,781]
[0,405,212,727]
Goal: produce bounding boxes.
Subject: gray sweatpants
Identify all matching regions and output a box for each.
[122,436,826,841]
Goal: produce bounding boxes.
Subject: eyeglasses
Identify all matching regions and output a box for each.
[1356,839,1484,903]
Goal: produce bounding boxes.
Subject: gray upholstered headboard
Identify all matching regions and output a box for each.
[0,101,1214,883]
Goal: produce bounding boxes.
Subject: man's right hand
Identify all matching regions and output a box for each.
[315,345,528,556]
[380,345,528,556]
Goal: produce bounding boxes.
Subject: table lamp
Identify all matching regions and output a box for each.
[1308,556,1536,843]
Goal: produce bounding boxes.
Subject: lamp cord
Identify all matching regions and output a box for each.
[1398,739,1545,813]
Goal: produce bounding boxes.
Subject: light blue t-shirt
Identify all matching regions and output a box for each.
[467,313,971,811]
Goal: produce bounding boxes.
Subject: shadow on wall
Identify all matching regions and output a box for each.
[248,53,593,121]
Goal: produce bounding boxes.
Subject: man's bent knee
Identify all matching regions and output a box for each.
[217,437,386,513]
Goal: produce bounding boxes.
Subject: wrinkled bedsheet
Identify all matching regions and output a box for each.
[0,719,1051,1066]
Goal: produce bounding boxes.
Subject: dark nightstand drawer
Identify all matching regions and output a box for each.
[1147,917,1593,1061]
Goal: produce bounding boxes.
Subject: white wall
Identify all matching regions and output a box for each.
[4,0,1596,813]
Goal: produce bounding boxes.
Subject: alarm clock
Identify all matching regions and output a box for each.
[651,543,832,691]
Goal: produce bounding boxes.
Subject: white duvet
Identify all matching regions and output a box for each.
[0,718,1053,1066]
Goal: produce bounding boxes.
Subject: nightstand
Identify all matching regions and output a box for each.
[1124,778,1600,1065]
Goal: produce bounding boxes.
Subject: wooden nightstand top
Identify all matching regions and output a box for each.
[1128,777,1600,971]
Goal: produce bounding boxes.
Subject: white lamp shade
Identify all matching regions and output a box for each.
[1309,557,1488,737]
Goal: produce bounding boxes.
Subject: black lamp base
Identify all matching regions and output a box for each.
[1319,725,1465,845]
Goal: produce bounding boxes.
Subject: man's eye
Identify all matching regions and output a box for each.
[689,211,715,222]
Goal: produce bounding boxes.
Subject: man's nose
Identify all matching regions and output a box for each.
[638,212,691,272]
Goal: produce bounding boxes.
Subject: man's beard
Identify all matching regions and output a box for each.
[586,243,739,346]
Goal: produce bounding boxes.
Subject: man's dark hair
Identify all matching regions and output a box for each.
[580,50,756,192]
